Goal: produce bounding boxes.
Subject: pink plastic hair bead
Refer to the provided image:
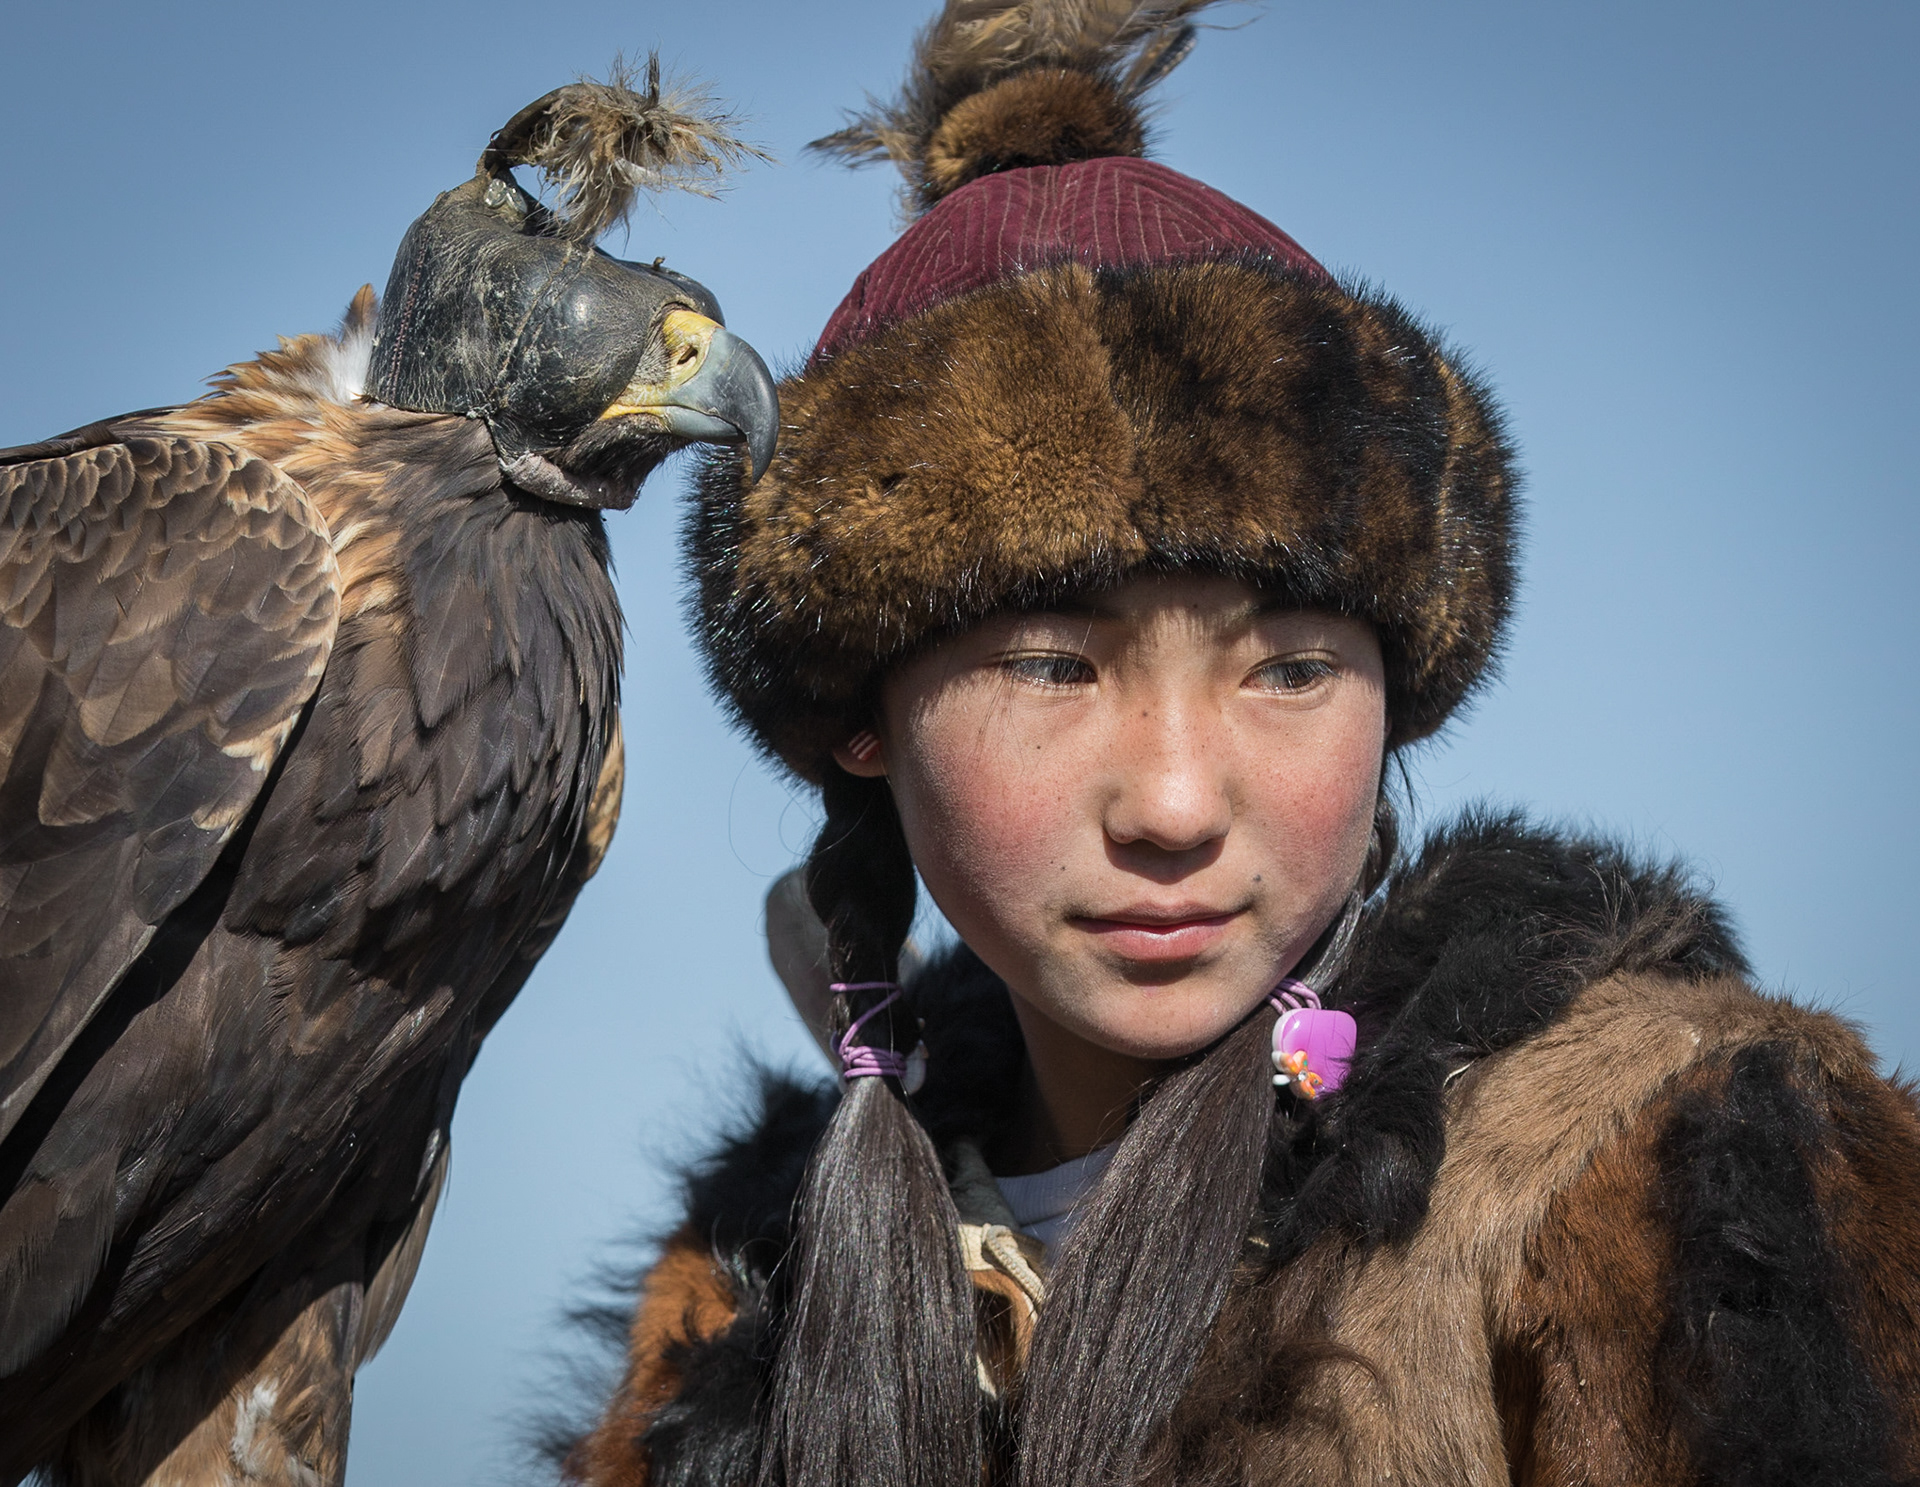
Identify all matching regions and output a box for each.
[1268,979,1358,1100]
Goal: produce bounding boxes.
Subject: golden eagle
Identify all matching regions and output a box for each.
[0,65,776,1485]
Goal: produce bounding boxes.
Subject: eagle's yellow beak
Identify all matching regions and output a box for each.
[600,310,779,481]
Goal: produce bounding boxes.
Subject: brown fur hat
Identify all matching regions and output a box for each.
[690,2,1518,779]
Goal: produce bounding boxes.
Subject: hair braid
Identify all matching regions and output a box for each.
[1014,1009,1275,1486]
[804,770,917,985]
[761,769,981,1487]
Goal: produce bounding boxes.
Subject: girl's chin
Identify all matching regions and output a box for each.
[999,945,1279,1059]
[1063,985,1266,1063]
[1081,1026,1246,1065]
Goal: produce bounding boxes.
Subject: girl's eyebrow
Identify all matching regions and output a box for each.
[1038,598,1117,621]
[1031,597,1288,628]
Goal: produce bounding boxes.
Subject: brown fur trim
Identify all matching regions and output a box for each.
[1648,1042,1911,1482]
[1485,1036,1916,1485]
[813,0,1227,212]
[1153,973,1883,1484]
[1816,1067,1920,1468]
[691,259,1515,775]
[568,1229,740,1487]
[1497,1063,1701,1484]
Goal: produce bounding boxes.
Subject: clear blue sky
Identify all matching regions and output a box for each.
[2,3,1914,1482]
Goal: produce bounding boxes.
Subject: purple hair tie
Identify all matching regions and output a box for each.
[831,982,915,1085]
[1268,977,1358,1100]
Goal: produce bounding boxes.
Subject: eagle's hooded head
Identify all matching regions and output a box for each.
[367,58,779,510]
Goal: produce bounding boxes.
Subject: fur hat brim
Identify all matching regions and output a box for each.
[689,255,1517,779]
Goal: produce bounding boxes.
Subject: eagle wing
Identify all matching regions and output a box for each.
[0,430,339,1142]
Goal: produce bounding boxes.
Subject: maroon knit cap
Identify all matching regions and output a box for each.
[814,155,1327,362]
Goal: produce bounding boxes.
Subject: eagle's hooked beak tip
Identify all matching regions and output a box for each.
[601,311,779,484]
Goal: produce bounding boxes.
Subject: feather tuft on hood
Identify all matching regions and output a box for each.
[480,54,767,241]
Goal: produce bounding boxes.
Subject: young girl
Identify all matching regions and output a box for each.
[568,5,1920,1483]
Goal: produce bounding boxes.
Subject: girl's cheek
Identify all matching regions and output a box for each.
[1254,690,1384,848]
[899,707,1085,947]
[1270,753,1377,858]
[924,743,1074,884]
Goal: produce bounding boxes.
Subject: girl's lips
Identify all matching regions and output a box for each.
[1070,910,1241,962]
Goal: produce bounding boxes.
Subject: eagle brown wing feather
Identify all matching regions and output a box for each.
[0,433,338,1143]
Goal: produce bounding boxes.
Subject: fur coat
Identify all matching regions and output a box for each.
[567,813,1920,1485]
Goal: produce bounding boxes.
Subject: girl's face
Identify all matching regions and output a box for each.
[835,574,1387,1065]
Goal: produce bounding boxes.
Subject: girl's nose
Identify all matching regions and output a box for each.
[1101,704,1233,854]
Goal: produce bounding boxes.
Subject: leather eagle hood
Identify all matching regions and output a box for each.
[366,63,777,499]
[368,171,725,463]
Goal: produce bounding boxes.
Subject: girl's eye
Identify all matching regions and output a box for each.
[1251,657,1335,693]
[1004,653,1095,688]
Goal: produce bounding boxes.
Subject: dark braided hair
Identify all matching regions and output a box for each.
[764,769,1399,1487]
[761,768,981,1487]
[1014,1010,1277,1484]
